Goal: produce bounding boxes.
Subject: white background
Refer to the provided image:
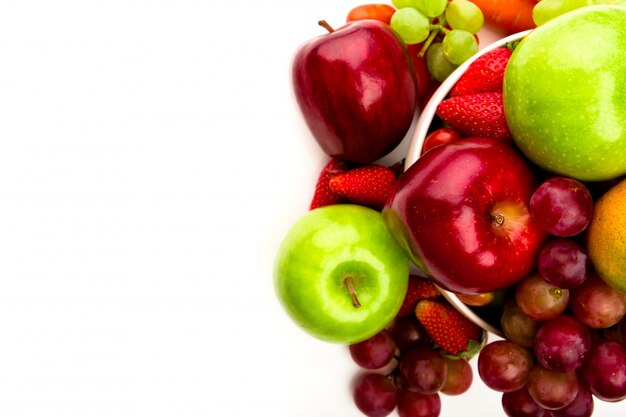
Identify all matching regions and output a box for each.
[0,1,623,416]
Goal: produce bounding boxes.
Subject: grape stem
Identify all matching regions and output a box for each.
[418,29,440,58]
[318,20,335,33]
[343,275,361,308]
[431,24,451,36]
[417,14,448,58]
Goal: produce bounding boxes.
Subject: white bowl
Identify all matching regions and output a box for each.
[404,30,533,338]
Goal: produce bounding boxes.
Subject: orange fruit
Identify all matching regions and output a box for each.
[587,178,626,295]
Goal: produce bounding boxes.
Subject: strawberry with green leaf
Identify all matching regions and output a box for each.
[415,299,486,359]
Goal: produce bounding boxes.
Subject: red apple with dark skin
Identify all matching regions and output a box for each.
[292,19,417,164]
[383,138,547,294]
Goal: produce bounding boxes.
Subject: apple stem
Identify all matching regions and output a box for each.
[492,213,505,227]
[343,275,361,308]
[318,20,335,33]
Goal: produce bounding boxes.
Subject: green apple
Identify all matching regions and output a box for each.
[274,204,409,344]
[504,5,626,181]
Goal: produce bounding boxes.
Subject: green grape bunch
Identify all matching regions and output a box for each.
[390,0,485,82]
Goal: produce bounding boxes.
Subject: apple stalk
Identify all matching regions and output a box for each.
[318,20,335,33]
[343,275,362,308]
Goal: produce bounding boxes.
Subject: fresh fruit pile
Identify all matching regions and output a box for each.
[350,278,486,417]
[278,2,626,417]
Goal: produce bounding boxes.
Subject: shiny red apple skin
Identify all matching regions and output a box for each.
[383,138,547,294]
[292,20,417,164]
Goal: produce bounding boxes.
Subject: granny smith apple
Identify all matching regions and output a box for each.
[504,5,626,181]
[274,204,409,344]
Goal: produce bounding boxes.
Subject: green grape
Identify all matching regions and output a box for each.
[445,0,484,34]
[532,0,589,26]
[414,0,448,17]
[442,29,478,65]
[391,0,417,8]
[390,8,431,45]
[426,42,458,82]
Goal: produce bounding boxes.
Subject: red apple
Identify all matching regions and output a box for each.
[383,138,547,294]
[292,19,417,164]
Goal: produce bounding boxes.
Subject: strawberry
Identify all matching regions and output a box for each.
[329,164,396,210]
[309,158,351,210]
[449,47,512,97]
[396,275,441,317]
[436,92,511,140]
[415,299,486,358]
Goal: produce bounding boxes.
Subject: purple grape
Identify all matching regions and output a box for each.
[534,315,591,372]
[516,273,569,321]
[502,387,547,417]
[570,272,626,329]
[478,340,533,392]
[396,389,441,417]
[398,348,447,395]
[529,177,593,237]
[440,356,472,396]
[353,372,398,417]
[538,238,588,289]
[580,339,626,402]
[501,300,541,348]
[389,315,431,353]
[350,329,396,369]
[526,363,579,410]
[546,383,594,417]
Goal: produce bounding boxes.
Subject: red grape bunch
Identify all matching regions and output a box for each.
[478,176,626,417]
